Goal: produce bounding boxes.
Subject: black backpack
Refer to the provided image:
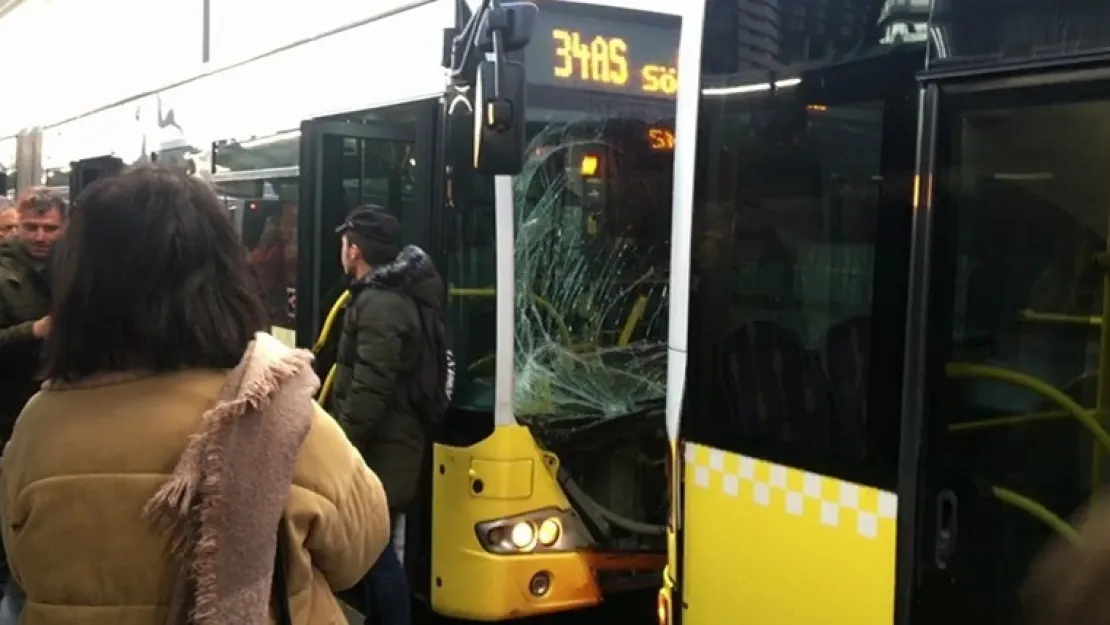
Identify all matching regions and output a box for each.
[408,298,455,433]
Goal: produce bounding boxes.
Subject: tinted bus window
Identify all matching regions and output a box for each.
[684,11,922,486]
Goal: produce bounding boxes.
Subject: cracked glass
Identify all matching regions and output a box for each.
[511,108,674,421]
[446,104,675,423]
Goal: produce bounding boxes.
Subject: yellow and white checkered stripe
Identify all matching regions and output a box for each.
[684,443,897,539]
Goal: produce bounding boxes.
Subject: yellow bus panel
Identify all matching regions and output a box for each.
[681,443,897,625]
[431,425,602,620]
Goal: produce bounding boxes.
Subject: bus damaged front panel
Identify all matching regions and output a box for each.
[432,2,682,620]
[432,114,675,619]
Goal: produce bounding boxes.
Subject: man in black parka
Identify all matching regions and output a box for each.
[332,206,444,625]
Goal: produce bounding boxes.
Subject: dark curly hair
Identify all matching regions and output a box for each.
[42,164,267,381]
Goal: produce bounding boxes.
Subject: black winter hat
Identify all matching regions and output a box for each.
[336,205,402,264]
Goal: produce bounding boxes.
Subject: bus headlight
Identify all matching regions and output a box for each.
[537,518,560,546]
[476,508,590,554]
[510,521,536,549]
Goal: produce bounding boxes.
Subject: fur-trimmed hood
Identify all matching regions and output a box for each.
[351,245,444,310]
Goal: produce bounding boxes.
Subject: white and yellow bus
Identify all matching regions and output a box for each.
[1,0,687,620]
[662,0,1110,623]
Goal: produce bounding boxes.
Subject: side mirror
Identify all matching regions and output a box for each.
[473,60,527,175]
[445,92,475,174]
[446,0,536,176]
[476,1,538,53]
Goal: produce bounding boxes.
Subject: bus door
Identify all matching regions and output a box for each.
[901,70,1110,625]
[295,119,418,353]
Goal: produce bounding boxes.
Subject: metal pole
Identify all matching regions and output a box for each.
[201,0,211,63]
[492,174,517,427]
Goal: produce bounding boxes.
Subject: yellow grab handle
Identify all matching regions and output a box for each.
[313,290,352,356]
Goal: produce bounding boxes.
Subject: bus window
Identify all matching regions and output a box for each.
[685,61,916,489]
[225,185,299,328]
[442,155,498,414]
[675,57,920,623]
[213,131,302,330]
[694,91,876,466]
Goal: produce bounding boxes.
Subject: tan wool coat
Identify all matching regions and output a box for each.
[1,338,390,625]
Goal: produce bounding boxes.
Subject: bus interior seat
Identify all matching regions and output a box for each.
[717,320,836,452]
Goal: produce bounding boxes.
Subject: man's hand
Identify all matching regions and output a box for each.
[31,316,50,338]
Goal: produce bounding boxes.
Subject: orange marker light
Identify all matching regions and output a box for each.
[580,154,600,177]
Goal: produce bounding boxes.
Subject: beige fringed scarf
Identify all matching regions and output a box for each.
[140,332,319,625]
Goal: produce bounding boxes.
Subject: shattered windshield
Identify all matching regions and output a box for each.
[444,103,676,423]
[512,108,674,421]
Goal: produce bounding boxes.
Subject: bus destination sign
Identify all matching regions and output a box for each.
[526,8,680,99]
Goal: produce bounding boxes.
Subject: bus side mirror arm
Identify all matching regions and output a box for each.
[446,0,538,88]
[445,0,537,176]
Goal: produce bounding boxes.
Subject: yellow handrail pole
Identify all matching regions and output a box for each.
[618,295,650,347]
[992,486,1083,546]
[1018,309,1102,326]
[319,364,338,406]
[946,363,1110,453]
[948,409,1089,432]
[448,285,573,345]
[945,365,1098,544]
[312,290,352,355]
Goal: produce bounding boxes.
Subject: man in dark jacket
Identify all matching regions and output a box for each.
[0,189,64,438]
[0,199,16,241]
[332,206,445,625]
[0,188,63,599]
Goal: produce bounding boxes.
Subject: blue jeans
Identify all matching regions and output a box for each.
[364,516,410,625]
[0,580,24,625]
[0,517,15,625]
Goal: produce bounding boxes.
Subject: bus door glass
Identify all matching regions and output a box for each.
[907,76,1110,624]
[212,130,302,339]
[296,116,419,353]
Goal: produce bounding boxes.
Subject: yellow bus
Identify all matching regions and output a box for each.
[428,0,683,619]
[5,0,683,619]
[661,0,1110,623]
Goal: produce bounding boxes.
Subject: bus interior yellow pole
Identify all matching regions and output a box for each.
[314,290,353,404]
